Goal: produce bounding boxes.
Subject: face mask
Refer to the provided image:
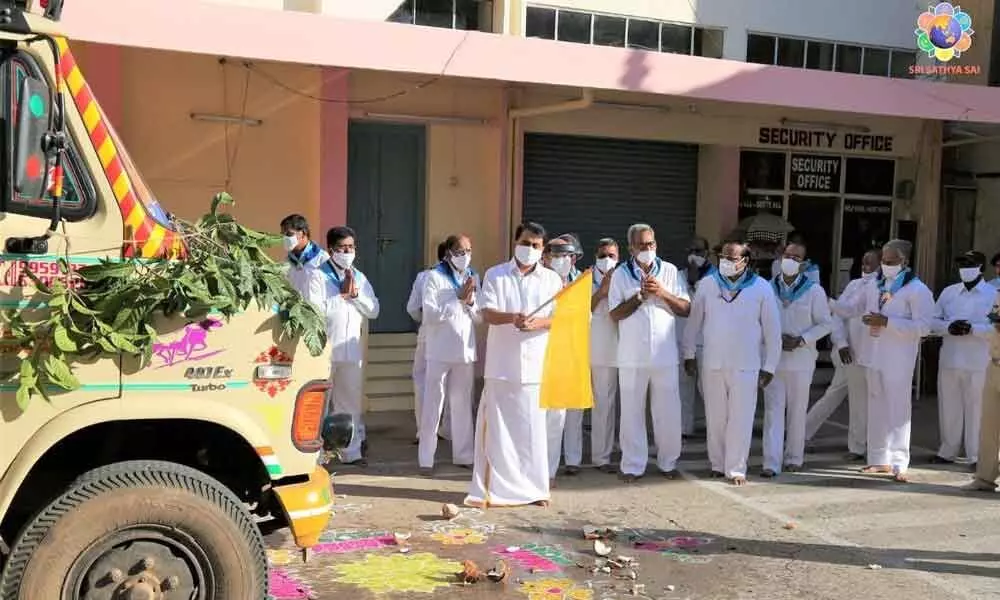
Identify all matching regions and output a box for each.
[861,270,878,281]
[282,235,299,252]
[959,267,982,283]
[881,263,903,279]
[331,251,355,270]
[596,257,617,273]
[637,250,657,266]
[514,245,542,267]
[719,258,744,278]
[688,254,706,268]
[450,253,471,272]
[550,256,572,277]
[780,258,802,278]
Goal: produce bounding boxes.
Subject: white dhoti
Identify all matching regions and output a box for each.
[546,409,566,478]
[419,361,475,468]
[846,364,869,456]
[590,366,618,467]
[866,367,913,471]
[328,361,365,462]
[702,369,759,479]
[465,379,549,507]
[763,368,815,473]
[412,335,451,442]
[937,368,986,463]
[619,367,681,476]
[563,410,584,468]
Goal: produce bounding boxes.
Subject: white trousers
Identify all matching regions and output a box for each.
[679,348,704,435]
[619,367,681,476]
[763,368,815,473]
[937,368,986,462]
[412,338,451,441]
[846,365,869,456]
[591,366,619,467]
[563,410,584,468]
[546,410,566,478]
[328,361,365,462]
[419,361,475,468]
[867,366,914,471]
[804,359,848,441]
[702,369,759,479]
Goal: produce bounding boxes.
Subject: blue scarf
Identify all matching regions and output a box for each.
[436,260,476,290]
[288,241,321,269]
[567,267,582,283]
[713,267,757,294]
[877,268,917,309]
[319,258,357,288]
[773,273,813,305]
[625,257,661,281]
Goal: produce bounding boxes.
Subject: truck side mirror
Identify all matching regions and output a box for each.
[321,413,355,452]
[14,75,50,201]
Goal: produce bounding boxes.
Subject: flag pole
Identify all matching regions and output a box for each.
[525,268,591,318]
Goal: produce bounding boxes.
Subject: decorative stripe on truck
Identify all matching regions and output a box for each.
[256,446,284,477]
[55,38,186,260]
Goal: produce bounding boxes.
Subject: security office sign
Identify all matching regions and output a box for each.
[789,154,841,193]
[757,127,895,153]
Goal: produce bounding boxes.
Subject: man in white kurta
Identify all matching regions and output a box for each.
[324,226,381,465]
[836,239,934,481]
[930,251,995,467]
[465,222,562,507]
[609,224,691,483]
[684,241,782,485]
[407,242,451,445]
[419,235,481,472]
[590,238,620,473]
[762,242,832,477]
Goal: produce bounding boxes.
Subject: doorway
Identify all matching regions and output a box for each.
[787,195,839,292]
[347,121,426,333]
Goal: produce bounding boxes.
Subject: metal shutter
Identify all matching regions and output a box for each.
[522,133,699,267]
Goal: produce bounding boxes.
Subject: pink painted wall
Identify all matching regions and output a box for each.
[320,68,349,233]
[68,42,123,125]
[696,145,740,244]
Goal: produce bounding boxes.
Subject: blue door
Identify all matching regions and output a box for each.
[346,121,426,334]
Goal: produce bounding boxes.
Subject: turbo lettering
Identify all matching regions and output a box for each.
[190,383,227,392]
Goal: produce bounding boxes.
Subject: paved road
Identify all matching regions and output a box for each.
[266,381,1000,600]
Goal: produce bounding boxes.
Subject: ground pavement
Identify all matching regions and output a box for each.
[265,376,1000,600]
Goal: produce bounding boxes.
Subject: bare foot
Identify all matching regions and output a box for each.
[861,465,892,474]
[533,500,550,508]
[729,476,747,486]
[893,471,909,483]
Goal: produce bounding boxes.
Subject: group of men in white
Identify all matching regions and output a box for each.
[281,211,1000,507]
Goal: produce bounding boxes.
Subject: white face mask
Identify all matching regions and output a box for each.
[959,267,982,283]
[514,245,542,267]
[331,251,355,270]
[881,263,903,279]
[688,254,706,268]
[550,256,572,278]
[780,258,802,278]
[719,258,744,278]
[596,257,617,273]
[450,253,471,272]
[282,235,299,252]
[637,250,657,266]
[861,270,878,281]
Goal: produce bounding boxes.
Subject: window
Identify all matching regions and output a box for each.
[525,6,555,39]
[454,0,480,31]
[414,0,453,28]
[805,40,834,70]
[661,23,692,54]
[776,37,805,67]
[862,47,890,76]
[627,19,659,51]
[835,44,862,73]
[557,10,592,44]
[746,34,776,64]
[890,50,916,78]
[593,14,626,47]
[845,158,895,196]
[694,28,724,59]
[389,0,482,30]
[740,151,786,191]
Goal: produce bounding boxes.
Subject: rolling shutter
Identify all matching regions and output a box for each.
[522,133,699,267]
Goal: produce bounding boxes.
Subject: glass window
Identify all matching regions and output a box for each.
[776,37,805,67]
[414,0,454,28]
[693,28,724,59]
[525,6,556,39]
[627,18,659,51]
[661,23,692,54]
[835,44,862,73]
[862,47,890,76]
[388,0,415,24]
[557,10,592,44]
[740,151,786,191]
[746,34,776,64]
[454,0,480,31]
[805,40,834,70]
[739,193,785,221]
[890,50,916,78]
[845,158,895,196]
[593,14,626,47]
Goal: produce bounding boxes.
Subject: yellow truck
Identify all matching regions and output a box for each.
[0,2,346,597]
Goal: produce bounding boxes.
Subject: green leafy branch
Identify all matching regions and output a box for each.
[1,192,328,410]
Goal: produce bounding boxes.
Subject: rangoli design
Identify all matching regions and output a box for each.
[319,529,389,543]
[314,533,397,555]
[634,536,715,564]
[330,552,461,594]
[266,548,297,566]
[429,527,488,545]
[494,543,575,572]
[520,577,594,600]
[268,567,314,599]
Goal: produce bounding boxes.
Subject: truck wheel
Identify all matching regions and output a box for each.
[0,460,267,600]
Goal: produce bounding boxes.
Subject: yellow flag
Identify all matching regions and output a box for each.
[540,270,594,410]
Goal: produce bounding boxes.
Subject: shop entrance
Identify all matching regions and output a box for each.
[788,195,838,291]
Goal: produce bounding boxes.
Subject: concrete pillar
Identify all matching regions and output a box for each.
[915,121,943,284]
[319,68,349,233]
[696,145,740,245]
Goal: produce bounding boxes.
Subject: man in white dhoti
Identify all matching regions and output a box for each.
[465,222,562,508]
[609,224,690,483]
[835,239,933,482]
[804,251,879,460]
[677,237,715,438]
[684,240,781,486]
[761,240,832,477]
[930,251,995,468]
[418,234,481,474]
[407,241,452,445]
[590,238,621,474]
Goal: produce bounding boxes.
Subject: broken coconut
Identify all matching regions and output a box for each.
[459,560,484,584]
[486,560,510,583]
[593,539,613,557]
[441,503,461,520]
[393,531,412,546]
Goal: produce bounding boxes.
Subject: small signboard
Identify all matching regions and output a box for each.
[789,154,842,193]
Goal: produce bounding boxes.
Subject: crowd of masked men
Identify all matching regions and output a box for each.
[280,211,1000,507]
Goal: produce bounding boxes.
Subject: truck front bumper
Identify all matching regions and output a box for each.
[272,466,333,548]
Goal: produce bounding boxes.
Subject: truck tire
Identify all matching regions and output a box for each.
[0,460,267,600]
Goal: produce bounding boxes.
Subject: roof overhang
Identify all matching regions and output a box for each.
[60,0,1000,125]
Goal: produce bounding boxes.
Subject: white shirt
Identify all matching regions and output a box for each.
[407,270,430,324]
[481,260,563,384]
[830,298,848,350]
[285,243,331,312]
[609,258,689,369]
[771,276,832,372]
[683,273,782,373]
[422,264,482,364]
[831,276,878,367]
[590,267,619,367]
[322,266,380,364]
[932,280,996,371]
